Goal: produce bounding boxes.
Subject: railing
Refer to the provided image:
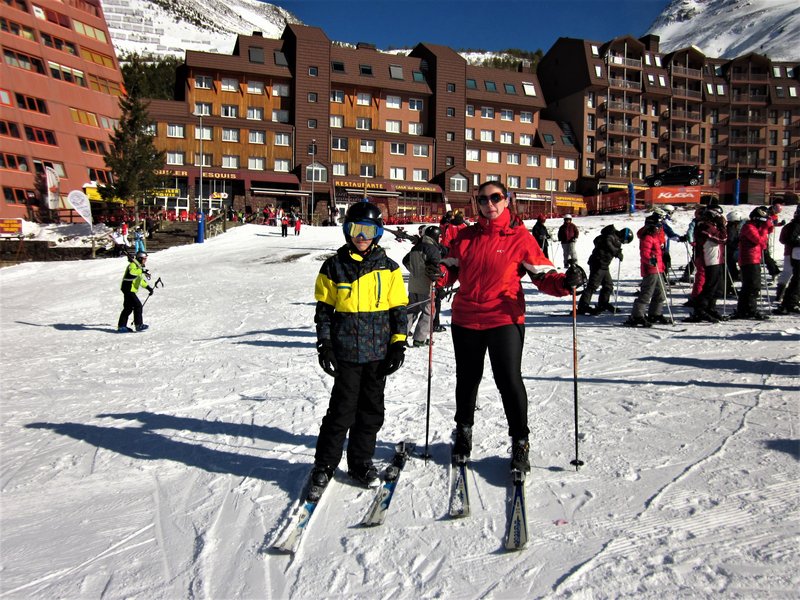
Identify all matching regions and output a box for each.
[605,55,642,69]
[729,136,766,145]
[665,131,703,142]
[669,153,700,163]
[671,87,703,99]
[610,79,642,90]
[669,108,703,121]
[731,93,769,103]
[600,146,640,158]
[671,65,703,78]
[600,123,640,136]
[602,100,640,113]
[728,114,767,124]
[730,72,769,81]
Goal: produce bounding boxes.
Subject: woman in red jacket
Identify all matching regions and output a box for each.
[439,181,585,473]
[733,206,771,319]
[623,215,669,327]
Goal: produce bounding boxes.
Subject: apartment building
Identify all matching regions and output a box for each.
[0,0,124,219]
[145,24,581,222]
[537,35,800,201]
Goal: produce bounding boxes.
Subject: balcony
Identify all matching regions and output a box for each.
[600,146,640,159]
[730,71,769,82]
[597,167,639,179]
[731,93,769,104]
[605,55,642,69]
[671,65,703,79]
[601,100,640,113]
[729,136,767,146]
[668,108,702,121]
[600,123,640,137]
[662,131,702,143]
[666,152,700,164]
[729,113,767,124]
[671,87,703,99]
[609,78,642,91]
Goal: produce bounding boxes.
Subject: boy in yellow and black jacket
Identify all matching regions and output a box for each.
[310,201,408,494]
[118,251,155,332]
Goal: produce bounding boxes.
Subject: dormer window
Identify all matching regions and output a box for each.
[360,64,373,76]
[331,61,345,73]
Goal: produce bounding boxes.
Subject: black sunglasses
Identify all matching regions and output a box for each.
[476,192,505,206]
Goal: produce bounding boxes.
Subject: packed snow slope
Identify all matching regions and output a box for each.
[1,209,798,599]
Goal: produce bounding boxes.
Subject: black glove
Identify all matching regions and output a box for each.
[317,340,338,377]
[678,235,687,242]
[148,286,154,296]
[143,269,151,280]
[616,251,623,261]
[563,264,587,290]
[379,341,406,376]
[649,256,658,266]
[425,263,444,280]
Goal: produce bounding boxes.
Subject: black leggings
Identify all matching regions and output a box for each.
[452,324,529,439]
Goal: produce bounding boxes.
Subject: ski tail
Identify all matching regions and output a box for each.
[448,454,471,518]
[504,469,528,550]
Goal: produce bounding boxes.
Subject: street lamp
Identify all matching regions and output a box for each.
[549,140,556,217]
[194,110,204,216]
[310,138,316,225]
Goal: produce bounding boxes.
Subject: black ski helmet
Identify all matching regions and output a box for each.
[749,206,769,222]
[619,227,634,244]
[343,201,384,250]
[136,251,148,260]
[644,214,662,228]
[424,225,441,242]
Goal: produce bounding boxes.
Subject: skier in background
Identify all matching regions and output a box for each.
[577,225,632,315]
[774,205,800,314]
[441,209,467,249]
[310,201,408,493]
[557,214,579,268]
[117,251,155,332]
[624,214,670,327]
[403,225,444,347]
[732,206,770,320]
[687,205,728,323]
[530,214,551,258]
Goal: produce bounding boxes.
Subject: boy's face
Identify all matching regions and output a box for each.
[353,237,372,253]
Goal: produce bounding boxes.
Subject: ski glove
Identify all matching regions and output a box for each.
[148,286,155,295]
[649,256,658,266]
[425,263,444,280]
[379,341,406,377]
[317,340,338,377]
[563,264,587,291]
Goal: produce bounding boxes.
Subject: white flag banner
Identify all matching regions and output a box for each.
[67,190,93,227]
[45,167,60,209]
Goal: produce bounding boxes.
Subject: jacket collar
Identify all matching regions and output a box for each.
[477,209,515,234]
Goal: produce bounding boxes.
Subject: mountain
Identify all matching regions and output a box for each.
[100,0,301,58]
[648,0,800,61]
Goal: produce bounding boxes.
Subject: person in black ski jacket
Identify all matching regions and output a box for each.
[403,226,445,346]
[578,225,632,315]
[530,214,551,258]
[310,202,408,495]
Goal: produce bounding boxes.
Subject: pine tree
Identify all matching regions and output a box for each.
[101,73,166,203]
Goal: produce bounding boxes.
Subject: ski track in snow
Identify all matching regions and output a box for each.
[1,211,798,599]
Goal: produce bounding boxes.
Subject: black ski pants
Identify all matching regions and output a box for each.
[736,263,762,315]
[579,266,613,308]
[314,360,385,469]
[118,291,143,328]
[452,324,529,440]
[695,264,723,313]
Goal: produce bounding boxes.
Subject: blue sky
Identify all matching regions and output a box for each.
[269,0,669,53]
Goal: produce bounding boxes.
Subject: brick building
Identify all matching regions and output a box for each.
[537,35,800,202]
[1,0,124,219]
[145,24,582,223]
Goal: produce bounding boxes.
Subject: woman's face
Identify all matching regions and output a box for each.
[477,185,507,220]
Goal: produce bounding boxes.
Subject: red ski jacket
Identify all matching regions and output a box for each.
[738,221,769,266]
[638,226,664,276]
[440,210,567,330]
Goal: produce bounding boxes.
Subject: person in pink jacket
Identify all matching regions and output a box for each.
[624,214,669,327]
[733,206,771,319]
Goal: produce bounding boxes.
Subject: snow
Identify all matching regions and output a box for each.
[1,209,798,598]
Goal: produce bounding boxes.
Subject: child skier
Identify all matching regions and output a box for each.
[118,251,155,332]
[310,201,408,495]
[624,214,669,327]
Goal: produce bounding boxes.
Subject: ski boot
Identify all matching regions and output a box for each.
[307,464,334,501]
[452,424,472,464]
[117,326,134,333]
[576,302,596,316]
[646,314,673,325]
[623,316,652,328]
[347,462,380,488]
[136,324,149,331]
[510,438,530,473]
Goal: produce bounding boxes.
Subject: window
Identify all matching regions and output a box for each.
[41,33,76,54]
[446,132,455,141]
[195,102,212,116]
[447,83,456,92]
[222,128,239,142]
[520,134,532,146]
[307,163,328,183]
[465,128,474,140]
[486,151,500,163]
[248,47,264,63]
[195,75,212,89]
[24,125,56,145]
[717,84,725,95]
[308,66,318,76]
[274,51,288,67]
[4,187,34,204]
[244,81,264,95]
[480,130,494,142]
[389,65,403,80]
[503,83,516,95]
[500,109,514,121]
[307,119,317,129]
[0,120,21,138]
[332,137,348,151]
[356,117,372,130]
[221,78,238,92]
[272,110,289,123]
[360,139,375,153]
[481,106,494,119]
[587,114,595,130]
[330,114,343,128]
[166,151,184,165]
[274,159,290,172]
[450,174,467,192]
[386,120,401,133]
[446,107,455,117]
[167,124,185,138]
[500,132,514,144]
[307,92,318,103]
[654,56,662,67]
[194,153,212,167]
[526,177,540,189]
[413,168,429,181]
[507,176,520,188]
[221,105,238,118]
[390,167,405,180]
[275,132,290,146]
[386,95,401,109]
[357,92,371,106]
[485,81,497,92]
[360,64,373,76]
[247,106,264,120]
[360,164,376,177]
[3,18,37,42]
[522,82,536,96]
[591,45,599,56]
[413,144,429,157]
[466,78,477,90]
[249,129,265,144]
[195,126,212,141]
[390,142,406,155]
[408,123,423,135]
[333,163,347,176]
[466,105,475,117]
[330,89,344,103]
[658,75,667,87]
[413,71,425,82]
[69,107,97,126]
[4,49,45,74]
[585,159,594,175]
[466,149,480,161]
[248,157,265,170]
[409,98,423,111]
[564,158,577,170]
[331,61,345,73]
[507,152,520,165]
[545,155,558,169]
[273,83,290,97]
[594,65,602,78]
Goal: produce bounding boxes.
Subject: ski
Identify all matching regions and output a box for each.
[271,473,332,554]
[449,455,471,518]
[361,441,414,526]
[504,469,528,551]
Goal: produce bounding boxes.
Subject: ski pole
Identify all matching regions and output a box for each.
[142,276,163,308]
[612,258,621,314]
[723,247,728,317]
[656,270,675,325]
[569,282,584,471]
[422,282,435,462]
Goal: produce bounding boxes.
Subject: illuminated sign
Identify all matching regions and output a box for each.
[148,188,181,197]
[0,218,23,237]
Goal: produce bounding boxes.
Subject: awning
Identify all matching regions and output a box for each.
[344,188,399,197]
[257,173,300,185]
[251,187,310,197]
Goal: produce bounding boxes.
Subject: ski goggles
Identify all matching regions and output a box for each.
[476,192,505,206]
[346,221,383,240]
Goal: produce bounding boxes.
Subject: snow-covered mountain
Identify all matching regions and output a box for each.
[648,0,800,61]
[100,0,301,57]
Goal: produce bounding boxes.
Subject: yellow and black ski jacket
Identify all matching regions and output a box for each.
[315,245,408,363]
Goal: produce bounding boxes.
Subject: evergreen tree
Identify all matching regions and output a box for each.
[119,52,181,100]
[101,82,165,203]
